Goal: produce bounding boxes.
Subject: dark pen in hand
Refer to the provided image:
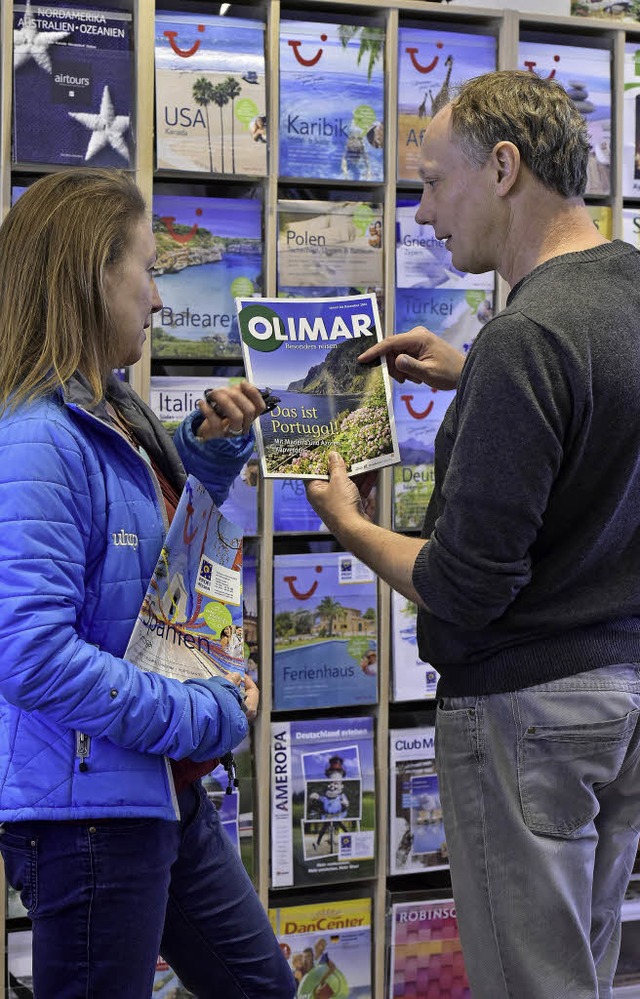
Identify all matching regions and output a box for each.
[204,386,281,415]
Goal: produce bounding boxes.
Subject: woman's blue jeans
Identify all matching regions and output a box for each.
[436,663,640,999]
[0,780,296,998]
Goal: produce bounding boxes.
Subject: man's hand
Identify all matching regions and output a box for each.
[358,327,465,391]
[305,451,368,537]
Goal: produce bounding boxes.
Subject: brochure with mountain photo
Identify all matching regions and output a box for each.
[236,293,400,479]
[12,1,134,167]
[125,475,245,684]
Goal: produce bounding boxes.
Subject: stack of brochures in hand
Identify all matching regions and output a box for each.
[125,474,245,683]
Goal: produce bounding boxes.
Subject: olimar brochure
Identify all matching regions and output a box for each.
[125,475,245,683]
[236,293,400,479]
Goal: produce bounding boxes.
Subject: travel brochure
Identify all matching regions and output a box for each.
[237,293,400,479]
[202,730,254,879]
[388,895,470,998]
[277,199,383,296]
[149,375,259,536]
[518,38,611,196]
[392,380,454,533]
[389,726,448,875]
[395,287,493,356]
[154,11,267,175]
[269,897,373,998]
[270,716,375,887]
[587,204,612,239]
[397,25,497,182]
[12,0,134,167]
[391,590,440,702]
[151,193,262,360]
[279,19,385,181]
[125,475,245,684]
[273,551,378,711]
[396,203,494,291]
[623,41,640,198]
[623,207,640,249]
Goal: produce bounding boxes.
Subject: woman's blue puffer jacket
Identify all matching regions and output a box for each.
[0,373,253,821]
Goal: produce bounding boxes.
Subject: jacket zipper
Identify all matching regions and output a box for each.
[76,731,91,772]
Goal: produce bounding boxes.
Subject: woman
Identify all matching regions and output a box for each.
[0,169,295,999]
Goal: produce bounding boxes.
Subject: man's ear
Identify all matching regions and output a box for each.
[492,140,520,195]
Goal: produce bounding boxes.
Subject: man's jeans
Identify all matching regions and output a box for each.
[0,780,296,998]
[436,664,640,999]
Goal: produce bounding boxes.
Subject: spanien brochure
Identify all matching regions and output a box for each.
[125,474,245,683]
[236,293,400,479]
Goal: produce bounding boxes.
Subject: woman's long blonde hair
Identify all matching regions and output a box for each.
[0,168,147,411]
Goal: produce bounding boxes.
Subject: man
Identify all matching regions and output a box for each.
[306,70,640,999]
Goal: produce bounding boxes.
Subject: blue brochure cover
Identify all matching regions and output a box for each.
[397,26,496,182]
[391,590,440,702]
[155,11,267,175]
[152,193,262,360]
[389,726,448,874]
[279,19,385,180]
[272,551,378,711]
[395,287,493,354]
[396,202,494,291]
[392,381,454,532]
[518,38,611,196]
[270,715,376,887]
[13,1,134,167]
[149,375,259,536]
[273,478,330,534]
[237,293,399,479]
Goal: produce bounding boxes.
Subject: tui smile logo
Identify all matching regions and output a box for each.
[163,24,205,58]
[288,34,327,67]
[283,565,323,600]
[400,394,434,419]
[524,54,560,80]
[161,207,202,244]
[405,40,442,75]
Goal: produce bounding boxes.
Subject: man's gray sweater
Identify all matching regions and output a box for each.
[413,240,640,696]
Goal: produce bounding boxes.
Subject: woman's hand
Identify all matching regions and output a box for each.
[196,382,267,441]
[227,670,259,723]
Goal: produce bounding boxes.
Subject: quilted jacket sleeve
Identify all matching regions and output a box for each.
[0,410,248,761]
[173,410,254,505]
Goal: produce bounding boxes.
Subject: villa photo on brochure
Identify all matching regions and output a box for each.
[236,293,400,479]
